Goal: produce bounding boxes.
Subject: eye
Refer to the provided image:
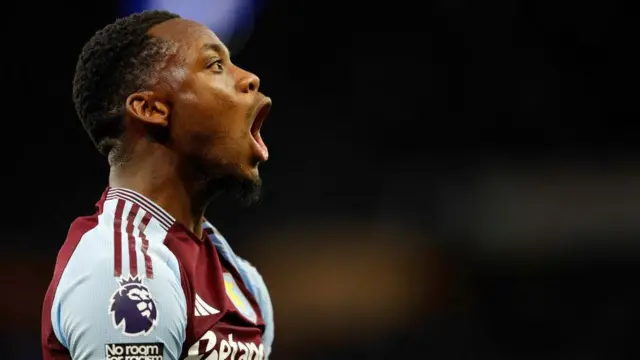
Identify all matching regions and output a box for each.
[207,59,224,72]
[127,289,142,301]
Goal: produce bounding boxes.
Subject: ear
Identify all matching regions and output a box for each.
[125,92,170,127]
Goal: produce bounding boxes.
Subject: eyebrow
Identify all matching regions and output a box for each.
[201,43,230,58]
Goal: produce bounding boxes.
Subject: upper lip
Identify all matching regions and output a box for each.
[250,97,272,135]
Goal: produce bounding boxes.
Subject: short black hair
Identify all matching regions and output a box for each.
[73,10,181,156]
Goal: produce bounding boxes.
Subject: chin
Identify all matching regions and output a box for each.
[208,169,262,206]
[233,174,262,205]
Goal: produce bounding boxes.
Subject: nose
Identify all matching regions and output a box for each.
[237,70,260,93]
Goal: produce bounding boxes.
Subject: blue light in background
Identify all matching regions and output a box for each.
[120,0,263,45]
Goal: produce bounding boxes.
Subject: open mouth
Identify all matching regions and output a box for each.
[250,99,271,161]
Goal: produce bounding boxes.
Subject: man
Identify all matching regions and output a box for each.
[41,10,274,360]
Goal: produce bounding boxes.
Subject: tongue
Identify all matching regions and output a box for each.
[253,132,269,161]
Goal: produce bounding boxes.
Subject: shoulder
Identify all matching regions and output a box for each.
[48,204,187,358]
[203,220,275,357]
[235,255,275,356]
[203,222,271,295]
[58,204,182,288]
[55,200,186,310]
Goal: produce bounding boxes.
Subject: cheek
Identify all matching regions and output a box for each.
[192,73,238,109]
[170,78,251,154]
[175,84,240,129]
[170,102,235,154]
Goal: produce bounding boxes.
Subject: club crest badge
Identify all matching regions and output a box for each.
[223,273,257,324]
[108,276,158,336]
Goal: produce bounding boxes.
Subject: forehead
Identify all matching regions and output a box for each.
[148,18,228,61]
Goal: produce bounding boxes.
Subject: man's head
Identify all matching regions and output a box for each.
[73,10,271,203]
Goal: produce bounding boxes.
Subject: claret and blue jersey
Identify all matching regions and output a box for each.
[41,187,274,360]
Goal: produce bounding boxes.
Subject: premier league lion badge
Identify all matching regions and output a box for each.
[108,275,158,336]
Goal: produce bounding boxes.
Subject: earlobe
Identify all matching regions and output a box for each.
[125,92,170,127]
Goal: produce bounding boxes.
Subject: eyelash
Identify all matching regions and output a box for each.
[207,59,224,72]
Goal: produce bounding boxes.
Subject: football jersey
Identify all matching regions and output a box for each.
[41,187,274,360]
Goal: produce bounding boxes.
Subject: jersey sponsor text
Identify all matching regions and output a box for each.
[186,331,264,360]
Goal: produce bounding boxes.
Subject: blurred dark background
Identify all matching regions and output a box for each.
[2,0,639,358]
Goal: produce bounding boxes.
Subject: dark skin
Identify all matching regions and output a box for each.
[109,18,271,237]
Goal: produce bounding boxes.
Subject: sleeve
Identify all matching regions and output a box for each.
[235,257,275,359]
[50,251,187,360]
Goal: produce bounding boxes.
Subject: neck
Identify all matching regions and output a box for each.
[108,141,208,237]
